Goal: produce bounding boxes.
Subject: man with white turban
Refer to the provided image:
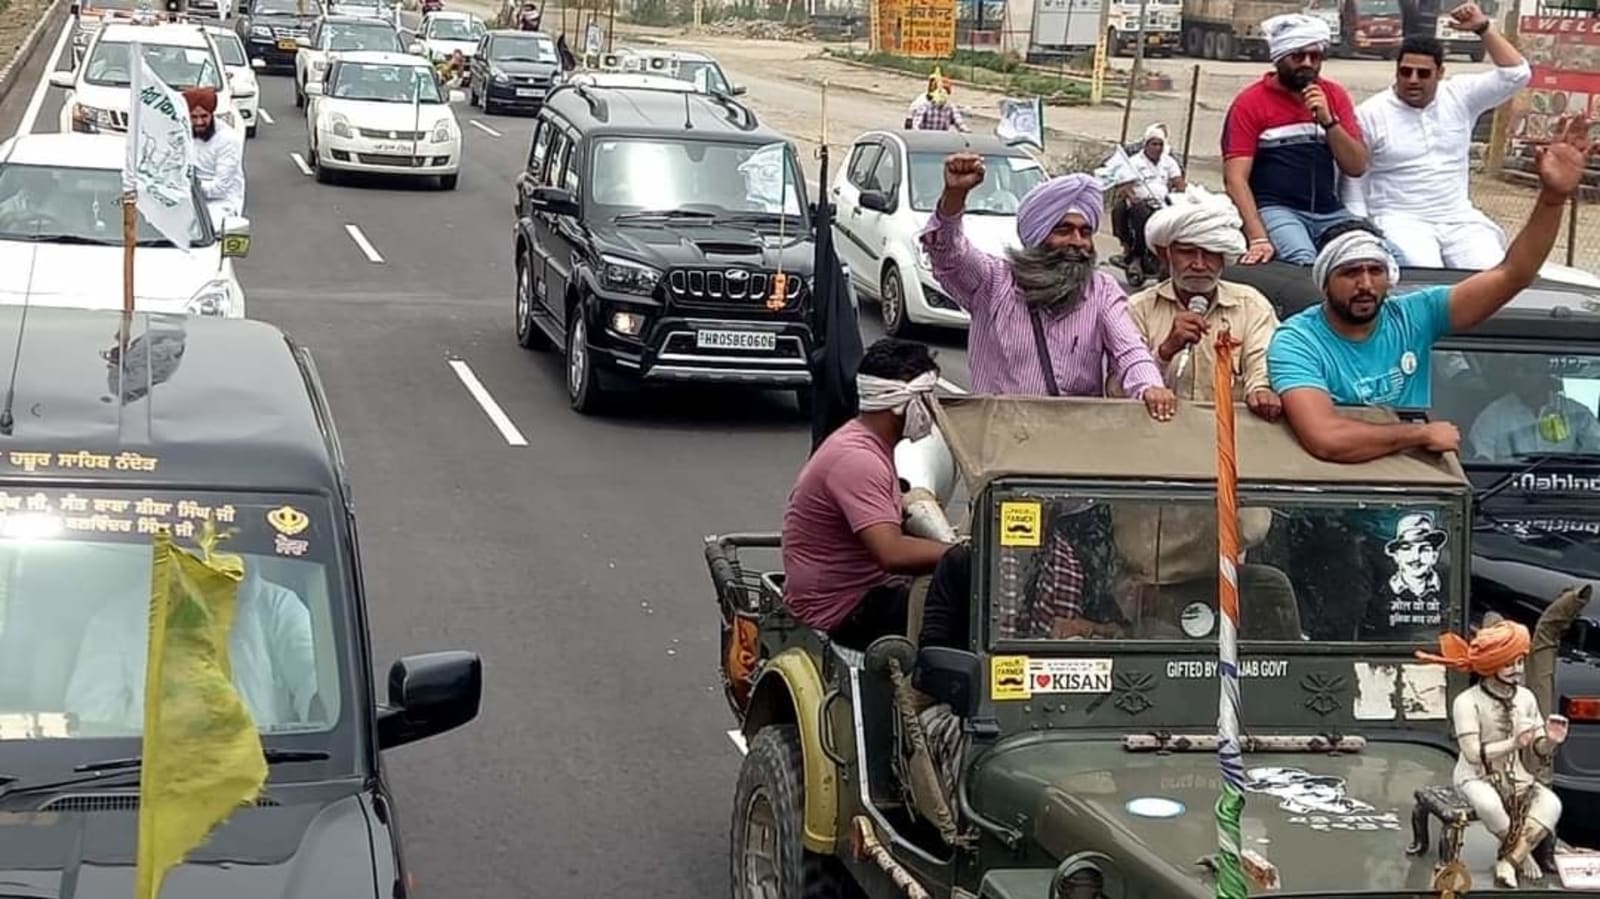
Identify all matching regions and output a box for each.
[919,152,1177,420]
[782,337,971,651]
[1110,121,1187,266]
[1221,13,1374,266]
[1266,116,1594,463]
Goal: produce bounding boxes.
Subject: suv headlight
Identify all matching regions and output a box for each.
[186,279,234,317]
[491,67,508,83]
[599,255,660,296]
[431,118,453,142]
[70,103,114,133]
[325,111,352,138]
[250,24,272,38]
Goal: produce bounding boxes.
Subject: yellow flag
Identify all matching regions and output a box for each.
[134,527,268,899]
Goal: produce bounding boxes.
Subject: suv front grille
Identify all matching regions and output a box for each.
[667,267,805,312]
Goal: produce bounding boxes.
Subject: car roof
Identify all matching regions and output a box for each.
[320,14,396,24]
[546,84,773,140]
[98,22,213,45]
[933,395,1469,489]
[1227,261,1600,342]
[486,28,550,37]
[0,309,340,493]
[855,129,1037,158]
[427,10,478,19]
[204,24,242,39]
[614,46,715,63]
[331,49,428,65]
[0,133,125,170]
[567,72,694,92]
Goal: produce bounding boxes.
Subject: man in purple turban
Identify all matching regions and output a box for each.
[918,153,1176,419]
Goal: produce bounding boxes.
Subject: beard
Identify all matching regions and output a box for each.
[1174,270,1220,296]
[1005,244,1098,314]
[194,121,216,141]
[1330,290,1384,325]
[1276,65,1317,92]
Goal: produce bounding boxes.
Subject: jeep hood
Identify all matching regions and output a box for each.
[0,794,378,899]
[601,222,813,275]
[969,738,1563,896]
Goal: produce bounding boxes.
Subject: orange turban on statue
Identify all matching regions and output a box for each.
[1415,620,1531,676]
[182,87,217,113]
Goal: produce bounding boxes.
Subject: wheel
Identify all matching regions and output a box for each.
[1184,25,1203,56]
[246,124,257,138]
[1468,46,1485,63]
[1215,32,1233,59]
[879,265,909,337]
[294,80,304,109]
[1126,258,1146,288]
[566,305,606,414]
[793,387,813,419]
[1202,31,1217,59]
[732,726,864,899]
[440,173,459,190]
[515,248,551,350]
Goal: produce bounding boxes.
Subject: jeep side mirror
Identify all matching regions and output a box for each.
[529,185,579,217]
[250,57,266,69]
[449,88,467,103]
[729,83,746,95]
[304,79,323,95]
[48,70,75,89]
[219,216,251,257]
[915,646,982,718]
[858,189,893,214]
[377,650,483,749]
[408,41,423,54]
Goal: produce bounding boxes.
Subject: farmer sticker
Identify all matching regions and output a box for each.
[1384,513,1445,630]
[1026,657,1112,694]
[1243,767,1400,832]
[991,655,1030,700]
[999,501,1042,547]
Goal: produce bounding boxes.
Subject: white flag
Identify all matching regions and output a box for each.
[738,142,796,215]
[995,96,1044,151]
[123,41,198,251]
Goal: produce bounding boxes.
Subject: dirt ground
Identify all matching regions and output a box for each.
[0,0,49,77]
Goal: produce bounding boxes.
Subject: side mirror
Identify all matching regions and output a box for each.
[376,651,483,749]
[69,1,79,14]
[304,79,323,95]
[529,185,579,217]
[449,88,466,103]
[858,189,893,213]
[219,215,251,257]
[48,70,75,89]
[914,646,982,718]
[408,42,423,54]
[729,83,746,95]
[250,57,266,69]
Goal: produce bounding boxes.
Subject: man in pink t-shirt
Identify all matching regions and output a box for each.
[782,339,969,651]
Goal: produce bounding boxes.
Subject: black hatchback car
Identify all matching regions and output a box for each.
[236,0,323,70]
[0,308,482,896]
[1232,259,1600,837]
[466,29,562,115]
[512,82,816,414]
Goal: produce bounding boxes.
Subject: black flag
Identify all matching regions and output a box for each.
[808,143,864,453]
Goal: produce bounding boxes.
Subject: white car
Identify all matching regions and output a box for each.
[293,15,412,109]
[52,22,242,137]
[329,0,402,28]
[206,26,260,138]
[418,11,485,64]
[831,130,1048,335]
[0,133,250,317]
[305,52,461,189]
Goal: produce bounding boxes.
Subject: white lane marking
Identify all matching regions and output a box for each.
[19,16,73,134]
[344,224,384,263]
[727,729,747,754]
[258,108,275,125]
[289,152,312,176]
[938,377,968,395]
[447,360,529,447]
[468,119,501,137]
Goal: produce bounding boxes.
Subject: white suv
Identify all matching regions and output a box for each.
[52,22,242,137]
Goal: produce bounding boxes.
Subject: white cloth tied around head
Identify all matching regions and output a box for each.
[1312,229,1399,288]
[1143,122,1168,143]
[858,372,939,439]
[1263,13,1331,61]
[1143,184,1248,259]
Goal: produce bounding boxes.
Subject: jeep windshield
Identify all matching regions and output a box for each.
[1434,348,1600,464]
[83,41,223,89]
[592,138,807,225]
[990,492,1463,644]
[908,151,1045,214]
[0,486,349,761]
[325,23,403,52]
[0,163,214,248]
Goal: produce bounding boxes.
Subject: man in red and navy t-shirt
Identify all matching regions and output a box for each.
[1222,14,1380,266]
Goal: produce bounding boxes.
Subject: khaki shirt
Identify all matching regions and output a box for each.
[1119,279,1279,401]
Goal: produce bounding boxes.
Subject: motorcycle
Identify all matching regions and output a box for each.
[517,2,541,30]
[1108,192,1168,289]
[421,0,443,13]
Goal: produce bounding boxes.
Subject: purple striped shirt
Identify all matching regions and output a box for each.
[919,210,1164,398]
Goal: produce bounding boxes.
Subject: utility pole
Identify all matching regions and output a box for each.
[1091,0,1111,105]
[1484,1,1517,176]
[1118,0,1149,143]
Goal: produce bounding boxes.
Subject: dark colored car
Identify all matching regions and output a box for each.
[0,307,483,895]
[1231,259,1600,839]
[467,29,560,115]
[236,0,322,70]
[511,82,815,415]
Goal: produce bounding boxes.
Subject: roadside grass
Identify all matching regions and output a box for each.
[830,48,1092,105]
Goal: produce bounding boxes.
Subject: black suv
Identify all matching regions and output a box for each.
[511,82,816,414]
[237,0,323,71]
[1234,260,1600,836]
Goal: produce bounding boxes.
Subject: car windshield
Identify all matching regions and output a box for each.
[326,23,401,51]
[1434,348,1600,463]
[990,492,1461,645]
[83,0,142,10]
[673,59,728,93]
[491,34,556,62]
[591,139,807,223]
[329,62,444,102]
[908,151,1046,214]
[255,0,320,13]
[213,33,248,66]
[427,17,482,39]
[0,487,345,742]
[0,163,213,248]
[1359,0,1402,13]
[84,41,223,89]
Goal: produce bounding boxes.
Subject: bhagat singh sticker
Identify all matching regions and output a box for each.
[1384,513,1446,630]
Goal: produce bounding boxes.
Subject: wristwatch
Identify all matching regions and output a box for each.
[1321,114,1340,129]
[1471,20,1491,35]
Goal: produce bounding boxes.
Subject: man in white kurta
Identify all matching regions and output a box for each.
[183,86,246,227]
[1340,1,1530,269]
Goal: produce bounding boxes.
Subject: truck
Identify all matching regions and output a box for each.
[1107,0,1184,56]
[1410,0,1498,61]
[1331,0,1404,58]
[1179,0,1321,59]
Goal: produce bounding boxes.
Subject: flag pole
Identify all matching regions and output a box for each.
[122,189,136,318]
[1212,325,1246,899]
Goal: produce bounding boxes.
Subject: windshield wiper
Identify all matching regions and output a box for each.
[6,233,118,246]
[613,209,716,223]
[0,749,329,803]
[1477,452,1599,505]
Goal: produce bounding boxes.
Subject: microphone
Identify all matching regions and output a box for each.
[1173,293,1209,381]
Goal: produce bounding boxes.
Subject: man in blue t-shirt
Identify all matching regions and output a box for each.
[1267,118,1594,464]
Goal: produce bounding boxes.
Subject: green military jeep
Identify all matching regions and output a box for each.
[707,395,1586,898]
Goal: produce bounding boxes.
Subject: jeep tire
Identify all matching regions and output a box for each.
[731,725,863,899]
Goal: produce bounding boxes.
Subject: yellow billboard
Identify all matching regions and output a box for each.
[873,0,956,58]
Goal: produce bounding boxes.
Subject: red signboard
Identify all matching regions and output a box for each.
[1512,15,1600,142]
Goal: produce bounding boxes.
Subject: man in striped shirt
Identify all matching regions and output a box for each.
[919,153,1177,419]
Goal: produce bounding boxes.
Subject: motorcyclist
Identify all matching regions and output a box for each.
[435,49,467,86]
[1110,124,1185,273]
[518,1,541,30]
